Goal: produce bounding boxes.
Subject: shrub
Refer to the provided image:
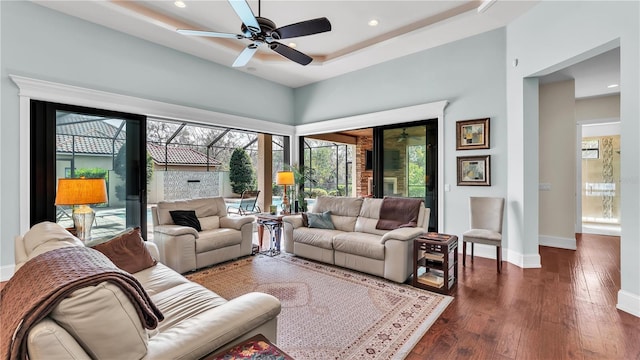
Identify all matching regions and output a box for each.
[229,148,255,194]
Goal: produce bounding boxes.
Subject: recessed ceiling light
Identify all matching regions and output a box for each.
[174,0,186,8]
[607,84,619,88]
[368,19,379,27]
[288,42,297,48]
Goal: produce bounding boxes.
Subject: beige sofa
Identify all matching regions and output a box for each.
[12,221,281,360]
[151,197,255,274]
[282,196,430,283]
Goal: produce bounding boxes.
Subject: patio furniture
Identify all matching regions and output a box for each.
[227,190,261,216]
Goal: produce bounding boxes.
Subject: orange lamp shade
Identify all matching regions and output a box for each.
[54,178,108,206]
[276,171,295,186]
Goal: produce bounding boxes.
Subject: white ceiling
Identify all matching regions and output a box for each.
[539,47,620,99]
[35,0,539,88]
[33,0,621,97]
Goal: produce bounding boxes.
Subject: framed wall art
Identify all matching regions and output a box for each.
[456,118,490,150]
[457,155,491,186]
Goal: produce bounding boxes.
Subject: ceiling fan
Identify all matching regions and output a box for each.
[177,0,331,67]
[397,129,409,142]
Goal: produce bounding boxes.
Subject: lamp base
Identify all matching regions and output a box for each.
[281,186,291,215]
[72,205,95,242]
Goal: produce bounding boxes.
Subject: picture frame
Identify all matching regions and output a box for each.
[457,155,491,186]
[456,118,490,150]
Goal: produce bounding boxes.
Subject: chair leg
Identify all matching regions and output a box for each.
[462,241,466,267]
[497,246,502,273]
[471,243,474,263]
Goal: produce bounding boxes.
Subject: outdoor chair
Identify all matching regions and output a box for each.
[227,190,261,216]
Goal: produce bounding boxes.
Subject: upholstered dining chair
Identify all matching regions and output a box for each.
[462,196,506,273]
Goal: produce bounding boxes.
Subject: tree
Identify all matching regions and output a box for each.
[229,148,255,194]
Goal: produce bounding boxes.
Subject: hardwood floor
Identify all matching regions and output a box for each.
[407,233,640,360]
[2,233,638,359]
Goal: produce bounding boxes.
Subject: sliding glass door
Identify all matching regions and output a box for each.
[374,120,437,231]
[31,101,147,240]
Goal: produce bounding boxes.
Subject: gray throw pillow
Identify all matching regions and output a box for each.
[307,211,335,230]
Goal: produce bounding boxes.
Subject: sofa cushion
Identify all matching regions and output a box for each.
[92,227,157,274]
[150,282,227,332]
[333,232,385,260]
[133,263,190,296]
[22,221,84,260]
[170,210,202,231]
[199,215,220,230]
[307,211,335,229]
[294,228,344,250]
[50,282,149,360]
[196,228,242,253]
[156,197,228,225]
[313,196,362,232]
[355,198,388,236]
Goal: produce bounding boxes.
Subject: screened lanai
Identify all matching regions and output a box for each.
[54,110,287,240]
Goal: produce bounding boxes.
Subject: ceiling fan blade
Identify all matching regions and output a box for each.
[273,17,331,40]
[269,42,313,66]
[177,29,243,39]
[232,43,259,67]
[228,0,260,33]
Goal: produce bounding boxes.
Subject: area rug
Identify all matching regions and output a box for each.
[186,254,452,360]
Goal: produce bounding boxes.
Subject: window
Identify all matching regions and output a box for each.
[582,139,599,159]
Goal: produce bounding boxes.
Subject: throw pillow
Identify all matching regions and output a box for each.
[169,210,202,231]
[301,212,309,227]
[307,211,335,230]
[91,227,157,273]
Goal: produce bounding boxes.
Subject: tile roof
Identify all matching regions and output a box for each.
[147,142,221,166]
[55,118,221,166]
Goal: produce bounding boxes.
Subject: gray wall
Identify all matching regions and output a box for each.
[506,1,639,312]
[539,80,576,242]
[295,29,508,257]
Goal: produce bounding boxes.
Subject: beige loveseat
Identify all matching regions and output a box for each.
[10,222,281,359]
[152,197,255,274]
[282,196,430,283]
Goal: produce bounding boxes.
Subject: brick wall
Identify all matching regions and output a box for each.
[356,135,373,196]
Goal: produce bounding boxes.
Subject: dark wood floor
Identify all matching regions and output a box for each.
[407,233,640,360]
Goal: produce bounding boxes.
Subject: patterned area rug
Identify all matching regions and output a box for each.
[186,254,452,360]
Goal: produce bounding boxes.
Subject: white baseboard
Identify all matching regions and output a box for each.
[617,290,640,318]
[1,264,15,282]
[457,245,541,269]
[539,235,577,250]
[505,248,541,268]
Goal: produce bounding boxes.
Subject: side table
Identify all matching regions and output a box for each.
[256,213,285,256]
[412,233,458,295]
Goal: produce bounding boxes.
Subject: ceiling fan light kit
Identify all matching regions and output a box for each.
[177,0,331,67]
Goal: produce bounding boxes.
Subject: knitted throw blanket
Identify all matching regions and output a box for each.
[0,246,164,360]
[376,197,423,230]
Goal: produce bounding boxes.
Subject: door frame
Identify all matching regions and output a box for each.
[575,118,620,234]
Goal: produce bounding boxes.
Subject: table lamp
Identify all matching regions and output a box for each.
[54,177,108,241]
[276,171,295,214]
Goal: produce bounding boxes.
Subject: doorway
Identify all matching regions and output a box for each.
[579,121,621,236]
[31,101,147,239]
[374,120,438,231]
